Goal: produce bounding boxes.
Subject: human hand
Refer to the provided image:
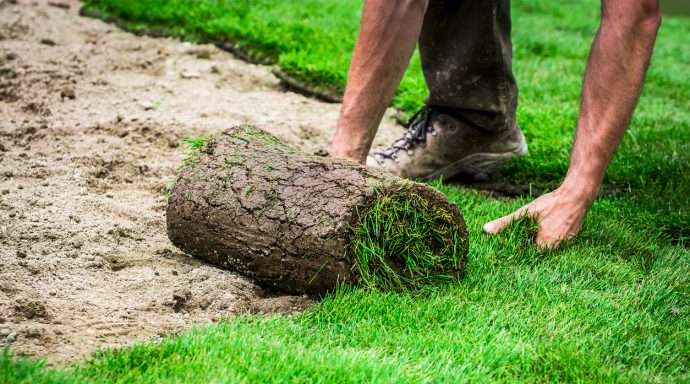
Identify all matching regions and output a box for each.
[482,187,594,250]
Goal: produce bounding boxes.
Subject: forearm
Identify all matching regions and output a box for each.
[331,0,428,163]
[561,0,661,202]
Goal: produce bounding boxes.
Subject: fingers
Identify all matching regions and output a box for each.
[535,232,559,251]
[538,231,577,251]
[483,190,583,251]
[483,205,530,235]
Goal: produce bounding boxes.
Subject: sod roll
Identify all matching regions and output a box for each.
[166,125,468,295]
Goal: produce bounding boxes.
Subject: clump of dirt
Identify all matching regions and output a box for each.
[0,0,402,364]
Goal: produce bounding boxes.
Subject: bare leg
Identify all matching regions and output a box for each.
[484,0,661,248]
[330,0,428,163]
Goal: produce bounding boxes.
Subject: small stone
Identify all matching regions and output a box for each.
[171,270,178,276]
[40,38,56,46]
[1,189,8,195]
[47,1,70,9]
[180,70,200,79]
[105,193,114,198]
[60,86,76,100]
[140,101,158,111]
[313,149,329,157]
[16,250,26,258]
[473,172,489,182]
[191,49,211,59]
[71,236,85,249]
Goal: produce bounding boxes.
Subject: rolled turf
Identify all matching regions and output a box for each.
[166,125,468,294]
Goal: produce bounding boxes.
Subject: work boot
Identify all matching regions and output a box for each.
[367,106,528,181]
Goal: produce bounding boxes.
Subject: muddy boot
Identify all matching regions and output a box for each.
[367,106,527,181]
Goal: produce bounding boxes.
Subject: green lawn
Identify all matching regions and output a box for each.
[4,0,689,382]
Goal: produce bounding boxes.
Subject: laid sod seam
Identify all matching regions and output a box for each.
[78,4,345,103]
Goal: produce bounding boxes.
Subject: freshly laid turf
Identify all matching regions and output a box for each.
[4,185,689,382]
[3,0,688,382]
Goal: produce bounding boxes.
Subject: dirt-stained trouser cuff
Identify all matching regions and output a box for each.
[419,0,518,132]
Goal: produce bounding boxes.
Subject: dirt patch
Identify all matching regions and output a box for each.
[0,0,401,364]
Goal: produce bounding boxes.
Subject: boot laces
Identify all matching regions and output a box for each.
[375,106,438,161]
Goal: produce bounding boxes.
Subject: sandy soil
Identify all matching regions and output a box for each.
[0,0,400,363]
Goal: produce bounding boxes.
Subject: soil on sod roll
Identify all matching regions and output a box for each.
[167,125,469,294]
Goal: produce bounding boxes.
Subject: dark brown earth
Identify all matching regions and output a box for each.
[167,126,467,294]
[0,0,402,363]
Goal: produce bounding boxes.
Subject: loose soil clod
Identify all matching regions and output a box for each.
[167,125,468,294]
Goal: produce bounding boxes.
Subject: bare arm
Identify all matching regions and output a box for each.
[330,0,428,163]
[484,0,661,248]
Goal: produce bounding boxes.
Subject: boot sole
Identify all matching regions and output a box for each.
[423,135,529,182]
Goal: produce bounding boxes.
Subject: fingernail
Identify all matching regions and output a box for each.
[483,222,494,233]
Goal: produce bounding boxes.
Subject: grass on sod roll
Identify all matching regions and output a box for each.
[349,185,466,290]
[166,137,210,198]
[3,0,688,382]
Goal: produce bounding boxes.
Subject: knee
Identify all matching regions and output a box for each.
[602,0,662,34]
[637,0,662,31]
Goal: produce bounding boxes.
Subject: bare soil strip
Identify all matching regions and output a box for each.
[0,0,400,363]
